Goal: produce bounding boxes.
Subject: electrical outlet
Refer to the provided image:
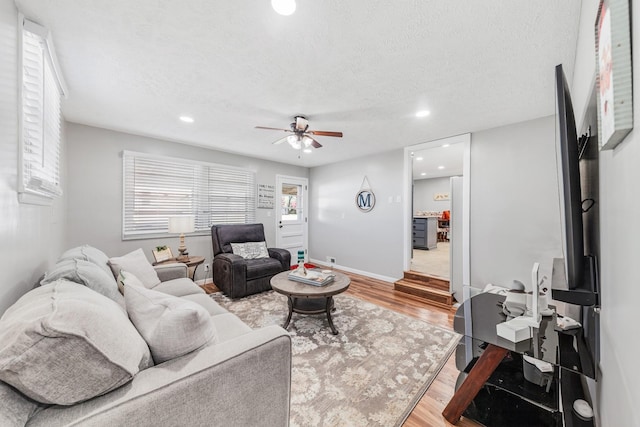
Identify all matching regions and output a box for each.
[327,256,336,264]
[204,264,210,272]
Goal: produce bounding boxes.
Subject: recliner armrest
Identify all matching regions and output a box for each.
[215,253,245,264]
[268,248,291,271]
[154,263,188,282]
[213,253,247,298]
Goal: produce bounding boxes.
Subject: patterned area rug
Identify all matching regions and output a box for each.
[210,291,460,427]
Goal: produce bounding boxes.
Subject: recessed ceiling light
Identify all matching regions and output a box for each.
[179,116,194,123]
[420,172,426,176]
[416,157,423,161]
[442,143,450,148]
[415,110,430,118]
[438,165,445,170]
[303,148,312,153]
[272,0,296,15]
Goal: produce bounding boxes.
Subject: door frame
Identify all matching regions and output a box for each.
[275,175,309,262]
[402,134,471,297]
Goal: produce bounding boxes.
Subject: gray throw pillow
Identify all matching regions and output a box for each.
[41,258,124,309]
[230,241,269,259]
[0,382,41,427]
[124,284,217,364]
[0,280,153,405]
[58,245,112,277]
[108,248,161,288]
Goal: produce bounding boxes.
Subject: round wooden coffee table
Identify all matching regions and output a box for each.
[270,270,350,335]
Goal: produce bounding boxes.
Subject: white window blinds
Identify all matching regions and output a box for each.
[19,18,66,203]
[122,152,256,239]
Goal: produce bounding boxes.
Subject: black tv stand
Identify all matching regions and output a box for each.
[551,257,598,306]
[442,292,596,426]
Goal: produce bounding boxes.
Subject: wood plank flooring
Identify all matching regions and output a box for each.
[202,271,480,427]
[343,271,479,427]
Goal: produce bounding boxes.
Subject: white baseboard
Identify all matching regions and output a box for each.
[309,259,398,285]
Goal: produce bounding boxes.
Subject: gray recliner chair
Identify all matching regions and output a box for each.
[211,223,291,298]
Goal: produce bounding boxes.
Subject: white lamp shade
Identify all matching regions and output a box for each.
[168,216,195,233]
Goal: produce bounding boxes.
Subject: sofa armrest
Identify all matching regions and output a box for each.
[153,263,188,282]
[268,248,291,271]
[26,326,292,427]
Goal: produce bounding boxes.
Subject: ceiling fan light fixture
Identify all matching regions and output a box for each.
[303,148,313,154]
[302,136,313,148]
[287,135,301,149]
[271,0,296,16]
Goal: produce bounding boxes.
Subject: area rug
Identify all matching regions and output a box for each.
[211,290,460,427]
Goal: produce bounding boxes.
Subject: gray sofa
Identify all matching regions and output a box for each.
[0,245,291,427]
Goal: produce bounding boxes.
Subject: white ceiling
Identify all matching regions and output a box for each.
[15,0,581,168]
[412,142,464,180]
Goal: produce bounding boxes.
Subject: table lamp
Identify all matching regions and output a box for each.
[168,215,195,261]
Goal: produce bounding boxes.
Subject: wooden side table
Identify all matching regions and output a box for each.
[154,256,205,281]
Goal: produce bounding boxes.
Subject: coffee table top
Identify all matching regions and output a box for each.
[270,270,350,298]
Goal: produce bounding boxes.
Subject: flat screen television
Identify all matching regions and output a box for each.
[552,64,598,306]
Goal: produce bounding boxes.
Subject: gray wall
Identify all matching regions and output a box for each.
[65,123,308,280]
[0,0,67,314]
[309,149,405,281]
[470,115,563,288]
[572,1,640,424]
[413,176,452,213]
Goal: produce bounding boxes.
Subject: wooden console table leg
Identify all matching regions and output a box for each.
[442,344,509,424]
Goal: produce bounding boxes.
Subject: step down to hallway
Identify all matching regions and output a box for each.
[394,271,453,309]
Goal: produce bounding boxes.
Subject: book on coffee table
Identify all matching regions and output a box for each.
[288,269,335,287]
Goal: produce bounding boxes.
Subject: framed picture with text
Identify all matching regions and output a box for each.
[152,246,174,263]
[595,0,633,150]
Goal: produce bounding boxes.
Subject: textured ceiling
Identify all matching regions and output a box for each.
[412,143,465,180]
[15,0,581,167]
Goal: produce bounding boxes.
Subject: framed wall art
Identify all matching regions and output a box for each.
[595,0,633,150]
[152,246,174,263]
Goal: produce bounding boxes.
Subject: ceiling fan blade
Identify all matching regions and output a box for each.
[308,137,322,149]
[255,126,292,132]
[308,130,343,138]
[272,136,290,145]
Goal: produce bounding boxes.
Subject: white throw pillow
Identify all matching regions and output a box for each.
[230,241,269,259]
[124,285,217,364]
[116,269,146,294]
[0,280,153,405]
[108,248,161,288]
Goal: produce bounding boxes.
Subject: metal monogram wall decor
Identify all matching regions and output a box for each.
[356,176,375,212]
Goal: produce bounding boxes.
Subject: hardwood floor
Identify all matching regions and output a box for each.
[343,271,480,427]
[202,271,480,427]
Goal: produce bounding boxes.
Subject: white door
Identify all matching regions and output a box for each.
[276,175,309,266]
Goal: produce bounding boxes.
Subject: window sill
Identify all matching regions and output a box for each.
[18,191,55,206]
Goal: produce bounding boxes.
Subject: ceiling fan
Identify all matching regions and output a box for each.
[255,115,343,150]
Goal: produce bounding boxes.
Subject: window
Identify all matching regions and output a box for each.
[122,151,256,239]
[19,17,66,204]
